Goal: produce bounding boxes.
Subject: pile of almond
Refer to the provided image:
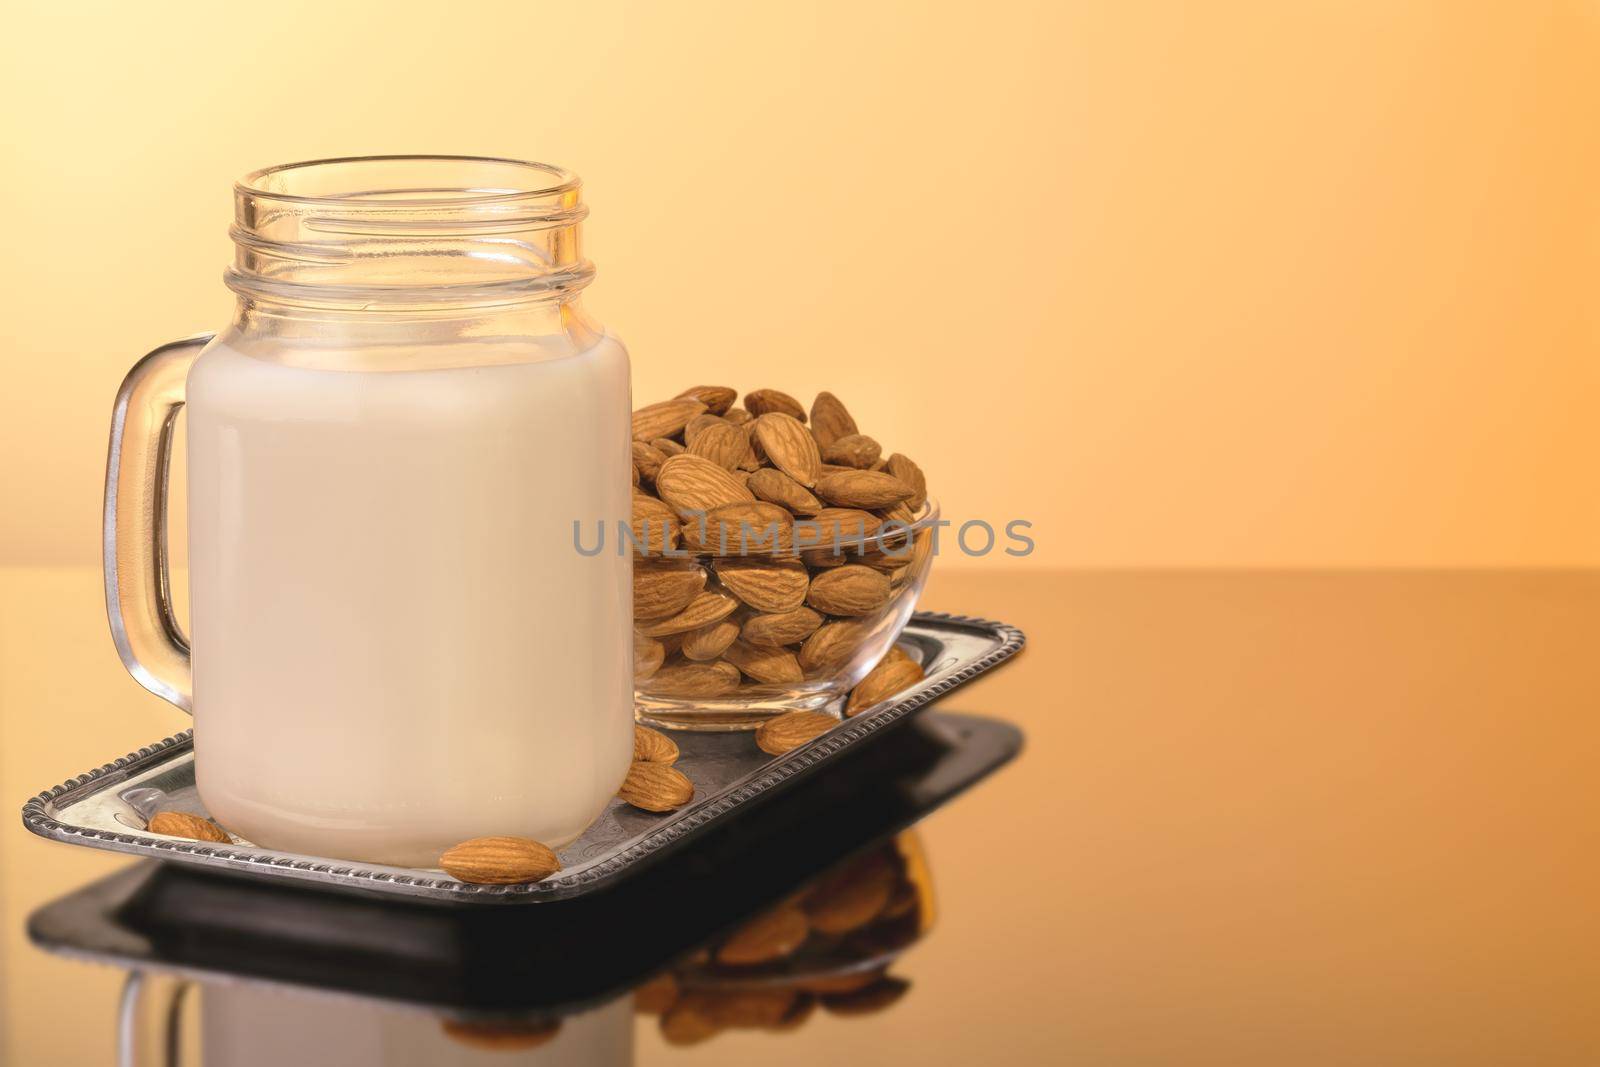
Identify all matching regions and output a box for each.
[632,387,932,700]
[634,835,925,1044]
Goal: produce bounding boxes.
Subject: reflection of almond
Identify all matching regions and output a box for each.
[755,710,837,755]
[440,836,561,884]
[795,968,888,995]
[716,903,810,965]
[770,993,818,1031]
[820,976,911,1016]
[660,1001,720,1045]
[618,761,696,811]
[633,971,680,1014]
[805,851,897,933]
[633,725,680,764]
[147,811,230,843]
[440,1019,562,1050]
[698,989,798,1028]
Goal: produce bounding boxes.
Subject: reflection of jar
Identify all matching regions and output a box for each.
[104,157,634,867]
[121,972,633,1066]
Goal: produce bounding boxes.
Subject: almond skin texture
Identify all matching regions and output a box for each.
[684,412,729,445]
[636,590,739,637]
[814,470,914,509]
[722,406,753,426]
[633,399,706,441]
[618,760,696,811]
[799,508,882,555]
[756,710,837,754]
[651,436,686,456]
[655,453,757,517]
[680,618,741,661]
[634,564,706,620]
[821,433,882,469]
[630,492,680,554]
[689,501,795,555]
[676,384,737,415]
[649,659,742,698]
[884,453,927,509]
[741,606,824,647]
[809,391,859,450]
[715,558,810,612]
[439,836,561,884]
[634,633,666,681]
[687,421,749,470]
[746,467,824,515]
[723,639,805,684]
[716,904,811,965]
[147,811,230,843]
[753,413,822,487]
[633,724,681,763]
[744,388,807,421]
[806,565,892,617]
[846,647,925,714]
[632,441,668,484]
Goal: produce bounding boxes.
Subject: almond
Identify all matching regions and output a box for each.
[809,391,859,450]
[752,413,821,487]
[630,492,681,554]
[659,1001,720,1046]
[846,649,925,714]
[633,724,680,763]
[655,454,756,517]
[740,606,823,647]
[716,904,810,965]
[632,440,668,482]
[795,969,888,995]
[633,972,680,1014]
[635,632,666,681]
[439,836,561,884]
[684,412,729,445]
[747,467,823,516]
[821,433,881,469]
[814,470,913,509]
[722,406,753,426]
[876,500,917,526]
[806,565,892,617]
[680,618,741,661]
[755,710,837,754]
[636,590,739,637]
[797,508,882,555]
[687,421,748,470]
[633,398,706,441]
[799,618,874,674]
[618,760,696,810]
[724,639,805,684]
[634,563,706,620]
[651,436,686,456]
[676,384,737,415]
[715,558,810,612]
[649,659,742,698]
[884,453,927,509]
[691,501,795,555]
[744,388,806,421]
[146,811,230,843]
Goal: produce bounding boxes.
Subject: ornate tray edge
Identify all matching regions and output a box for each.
[20,611,1025,903]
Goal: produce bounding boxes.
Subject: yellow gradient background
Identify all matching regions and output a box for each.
[1,1,1594,568]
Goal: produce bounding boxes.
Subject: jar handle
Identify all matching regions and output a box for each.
[104,334,212,713]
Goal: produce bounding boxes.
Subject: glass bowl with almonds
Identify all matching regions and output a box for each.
[631,386,935,730]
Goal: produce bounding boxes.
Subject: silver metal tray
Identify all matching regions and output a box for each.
[22,613,1023,905]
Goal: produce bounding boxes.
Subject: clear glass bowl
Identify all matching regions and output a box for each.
[635,500,938,730]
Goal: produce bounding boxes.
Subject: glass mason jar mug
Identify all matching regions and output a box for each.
[104,157,634,868]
